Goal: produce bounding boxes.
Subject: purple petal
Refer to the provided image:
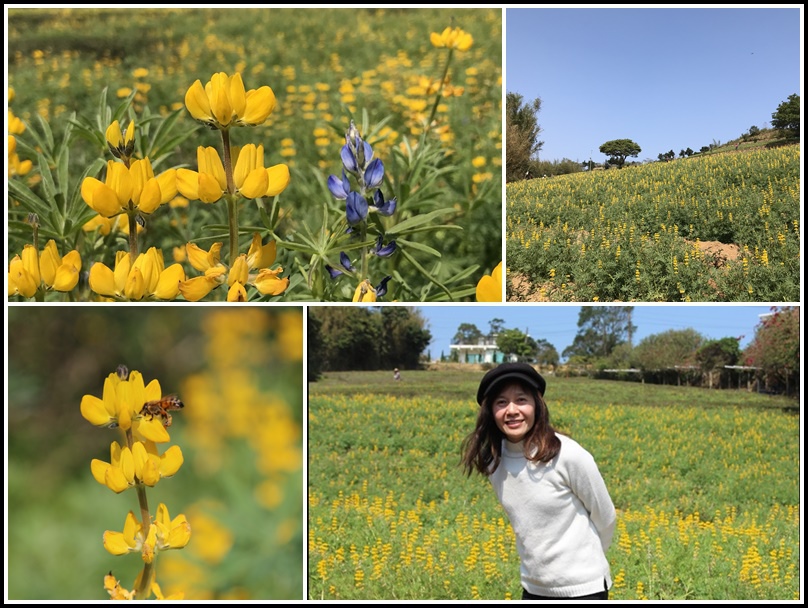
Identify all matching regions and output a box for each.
[364,158,384,189]
[346,192,368,226]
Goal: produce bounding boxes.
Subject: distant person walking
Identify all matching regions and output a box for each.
[393,368,401,381]
[462,362,616,600]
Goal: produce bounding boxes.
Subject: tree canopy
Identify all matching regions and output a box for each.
[506,92,543,182]
[743,307,799,394]
[599,139,641,168]
[771,93,800,139]
[563,306,637,363]
[496,328,538,362]
[308,307,431,374]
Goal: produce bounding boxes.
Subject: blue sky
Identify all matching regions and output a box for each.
[505,6,802,163]
[418,304,784,361]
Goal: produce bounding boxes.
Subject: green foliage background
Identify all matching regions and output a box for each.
[7,7,503,302]
[7,306,304,600]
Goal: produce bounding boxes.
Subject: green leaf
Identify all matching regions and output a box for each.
[385,208,456,235]
[396,238,442,258]
[399,247,453,300]
[8,178,50,217]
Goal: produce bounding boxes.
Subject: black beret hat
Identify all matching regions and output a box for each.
[476,362,546,405]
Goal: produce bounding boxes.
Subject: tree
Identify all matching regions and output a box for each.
[534,338,559,368]
[771,93,800,139]
[379,307,432,370]
[631,328,703,372]
[743,307,799,395]
[488,318,506,337]
[496,328,538,362]
[453,323,483,345]
[307,309,324,381]
[599,139,641,168]
[309,307,431,372]
[562,306,637,362]
[506,92,543,182]
[696,337,740,389]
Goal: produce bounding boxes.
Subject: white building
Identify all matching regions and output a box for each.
[449,335,516,364]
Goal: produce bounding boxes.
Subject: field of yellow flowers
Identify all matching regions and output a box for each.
[8,8,502,302]
[307,371,800,600]
[7,307,303,600]
[507,146,800,302]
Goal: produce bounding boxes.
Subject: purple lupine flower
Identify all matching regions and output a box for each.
[364,158,384,189]
[375,275,392,298]
[340,252,355,271]
[346,191,369,226]
[325,265,344,279]
[372,190,397,216]
[327,170,351,200]
[372,235,396,257]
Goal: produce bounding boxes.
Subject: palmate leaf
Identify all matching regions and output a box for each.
[385,208,456,236]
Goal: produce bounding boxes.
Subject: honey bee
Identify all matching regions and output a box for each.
[140,395,184,428]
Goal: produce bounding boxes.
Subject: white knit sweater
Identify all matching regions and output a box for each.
[489,433,616,598]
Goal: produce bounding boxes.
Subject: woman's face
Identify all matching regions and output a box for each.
[491,382,536,443]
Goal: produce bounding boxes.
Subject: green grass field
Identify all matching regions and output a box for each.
[507,145,800,302]
[308,370,800,600]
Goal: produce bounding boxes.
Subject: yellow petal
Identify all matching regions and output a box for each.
[137,417,171,444]
[21,244,41,286]
[228,72,247,120]
[160,445,184,477]
[475,274,502,302]
[104,466,131,493]
[52,264,79,292]
[247,234,276,270]
[62,249,82,272]
[185,79,213,123]
[353,279,376,302]
[39,240,60,286]
[209,72,233,127]
[153,263,185,300]
[265,164,290,197]
[198,172,224,203]
[103,530,134,556]
[186,242,220,272]
[166,515,192,549]
[81,395,115,427]
[241,168,269,199]
[227,282,248,302]
[233,144,262,188]
[105,161,134,208]
[254,268,289,296]
[137,178,162,214]
[156,168,178,203]
[179,275,219,302]
[228,255,249,286]
[176,168,201,200]
[91,459,111,485]
[123,266,146,301]
[8,256,38,298]
[89,262,117,297]
[81,177,121,217]
[241,86,276,125]
[105,120,123,149]
[199,147,227,192]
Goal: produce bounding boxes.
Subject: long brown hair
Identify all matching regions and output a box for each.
[461,380,561,476]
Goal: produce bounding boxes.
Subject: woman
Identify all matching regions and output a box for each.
[461,362,616,600]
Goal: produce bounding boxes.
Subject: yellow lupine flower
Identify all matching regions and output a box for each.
[185,71,276,129]
[80,370,170,441]
[176,145,290,203]
[430,26,473,51]
[353,279,377,302]
[89,248,185,302]
[81,159,176,218]
[105,119,136,160]
[476,261,503,302]
[8,240,81,297]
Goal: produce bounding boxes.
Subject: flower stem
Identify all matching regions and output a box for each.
[225,194,240,265]
[127,211,139,261]
[221,130,240,263]
[425,48,454,136]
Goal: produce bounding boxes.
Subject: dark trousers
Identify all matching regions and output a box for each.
[522,581,609,601]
